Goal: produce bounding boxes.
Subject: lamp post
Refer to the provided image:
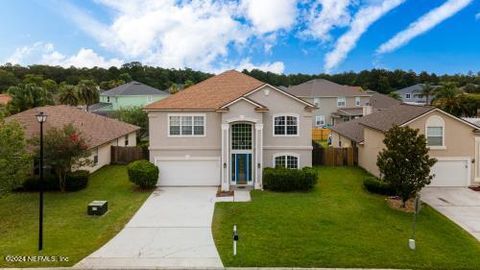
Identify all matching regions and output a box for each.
[36,112,47,251]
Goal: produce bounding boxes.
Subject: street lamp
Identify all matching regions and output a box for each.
[35,112,47,251]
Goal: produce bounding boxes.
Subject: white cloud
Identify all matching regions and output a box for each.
[236,58,285,73]
[377,0,473,54]
[4,42,122,68]
[324,0,405,72]
[241,0,298,34]
[302,0,352,41]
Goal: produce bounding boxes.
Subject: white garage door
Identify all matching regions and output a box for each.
[155,157,220,186]
[429,159,469,187]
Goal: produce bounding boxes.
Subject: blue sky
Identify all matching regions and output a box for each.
[1,0,479,75]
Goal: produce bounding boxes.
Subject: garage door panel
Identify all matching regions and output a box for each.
[155,158,220,186]
[429,159,469,187]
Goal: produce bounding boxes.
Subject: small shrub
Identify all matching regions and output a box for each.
[21,174,59,191]
[263,167,317,192]
[127,160,159,189]
[363,176,395,196]
[65,170,89,191]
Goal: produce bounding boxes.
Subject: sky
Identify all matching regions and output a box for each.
[1,0,479,75]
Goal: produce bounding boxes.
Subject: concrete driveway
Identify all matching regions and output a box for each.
[422,187,480,241]
[75,187,223,269]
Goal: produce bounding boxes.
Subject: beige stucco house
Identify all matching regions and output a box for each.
[6,105,139,173]
[285,79,371,127]
[145,70,315,191]
[331,104,480,187]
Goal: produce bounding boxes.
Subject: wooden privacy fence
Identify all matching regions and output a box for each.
[312,128,330,141]
[111,146,147,165]
[312,147,358,166]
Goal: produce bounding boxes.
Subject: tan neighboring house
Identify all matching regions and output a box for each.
[331,104,480,187]
[145,70,315,191]
[6,105,139,172]
[286,79,371,127]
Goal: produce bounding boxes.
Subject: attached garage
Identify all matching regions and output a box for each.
[154,157,221,186]
[429,158,470,187]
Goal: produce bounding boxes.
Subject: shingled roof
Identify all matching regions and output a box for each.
[144,70,264,111]
[286,79,369,97]
[368,92,401,110]
[102,81,169,96]
[6,105,139,149]
[331,104,435,143]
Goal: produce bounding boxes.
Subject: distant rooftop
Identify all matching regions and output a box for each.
[102,81,169,97]
[286,79,369,97]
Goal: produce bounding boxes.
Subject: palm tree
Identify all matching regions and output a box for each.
[7,83,53,113]
[76,80,99,111]
[420,83,435,105]
[434,81,459,100]
[169,83,179,94]
[58,84,79,106]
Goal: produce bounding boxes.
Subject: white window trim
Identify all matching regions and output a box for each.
[355,96,361,107]
[315,115,325,127]
[405,93,411,99]
[337,97,346,108]
[272,113,300,137]
[425,115,446,150]
[167,113,207,137]
[106,96,110,102]
[92,147,99,166]
[272,153,300,169]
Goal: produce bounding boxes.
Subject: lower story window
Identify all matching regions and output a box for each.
[93,148,99,166]
[274,155,299,169]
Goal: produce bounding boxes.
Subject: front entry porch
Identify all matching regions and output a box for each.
[221,120,263,191]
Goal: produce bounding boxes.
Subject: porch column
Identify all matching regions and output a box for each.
[221,124,230,191]
[255,124,263,189]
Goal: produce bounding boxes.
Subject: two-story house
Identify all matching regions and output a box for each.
[393,84,431,105]
[285,79,371,127]
[145,70,315,191]
[92,81,169,113]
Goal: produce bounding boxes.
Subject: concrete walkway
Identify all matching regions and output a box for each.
[75,187,223,269]
[421,187,480,240]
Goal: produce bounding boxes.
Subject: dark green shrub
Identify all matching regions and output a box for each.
[363,176,395,196]
[127,160,159,189]
[21,174,59,191]
[263,167,317,192]
[65,170,89,191]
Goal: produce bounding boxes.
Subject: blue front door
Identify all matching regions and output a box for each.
[232,153,252,184]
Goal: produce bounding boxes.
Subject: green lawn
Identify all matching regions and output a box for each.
[0,165,151,267]
[213,167,480,269]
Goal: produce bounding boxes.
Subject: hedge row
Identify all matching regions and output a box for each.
[363,176,396,196]
[22,170,90,192]
[263,167,318,192]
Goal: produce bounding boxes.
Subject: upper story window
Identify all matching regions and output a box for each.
[405,93,411,99]
[274,154,299,169]
[274,115,298,136]
[169,115,205,136]
[426,115,445,147]
[355,97,361,106]
[313,97,320,108]
[337,97,346,107]
[315,115,325,127]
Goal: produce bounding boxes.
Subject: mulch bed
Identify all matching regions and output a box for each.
[469,186,480,192]
[217,189,234,197]
[386,196,416,213]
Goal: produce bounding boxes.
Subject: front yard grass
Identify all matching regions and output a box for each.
[0,165,151,267]
[213,167,480,269]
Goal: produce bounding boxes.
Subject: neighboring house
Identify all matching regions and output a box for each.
[0,93,12,106]
[394,84,436,105]
[145,70,315,191]
[286,79,371,127]
[367,91,401,111]
[92,81,169,113]
[331,104,480,187]
[6,105,139,172]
